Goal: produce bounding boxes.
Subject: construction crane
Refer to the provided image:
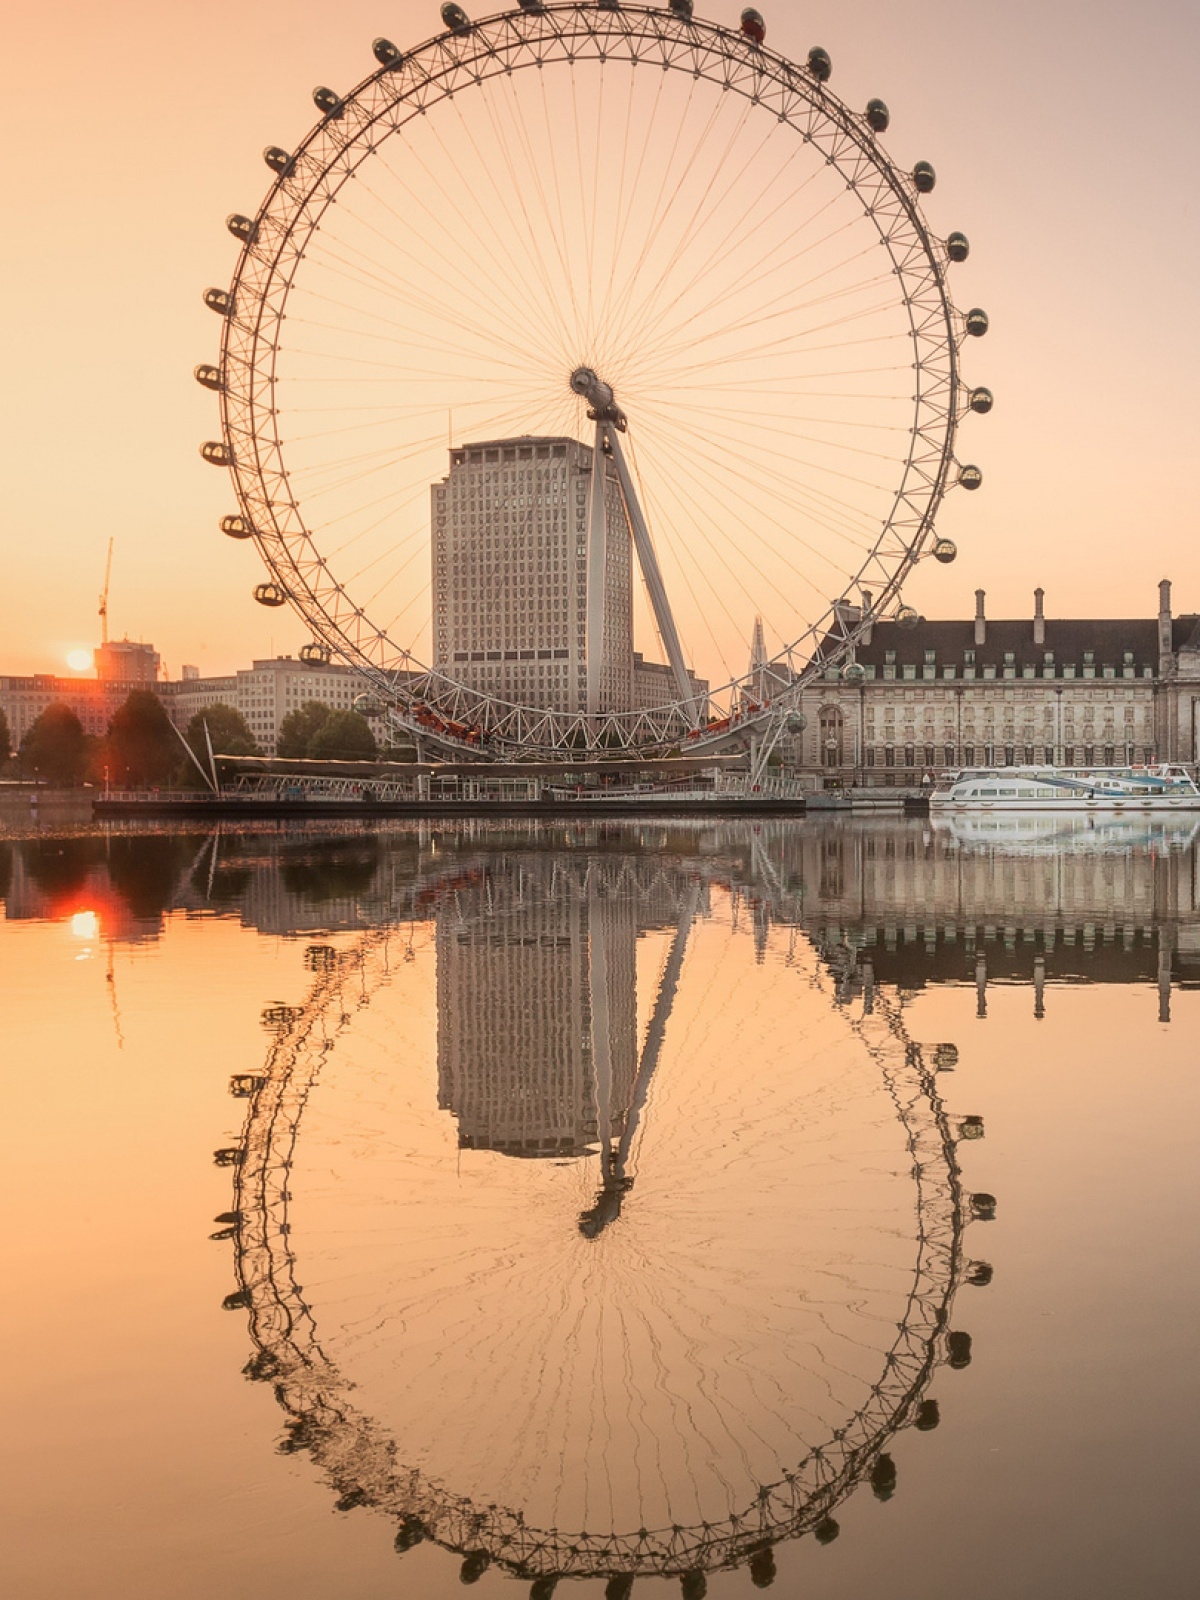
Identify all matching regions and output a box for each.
[99,538,114,645]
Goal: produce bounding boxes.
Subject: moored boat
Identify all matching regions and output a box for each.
[929,764,1200,812]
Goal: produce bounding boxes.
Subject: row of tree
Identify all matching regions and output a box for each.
[0,693,378,787]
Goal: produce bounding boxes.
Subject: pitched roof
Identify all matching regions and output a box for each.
[831,614,1199,673]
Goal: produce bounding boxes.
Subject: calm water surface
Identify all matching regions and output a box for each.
[3,816,1198,1599]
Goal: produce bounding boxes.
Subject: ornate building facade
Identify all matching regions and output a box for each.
[793,581,1200,784]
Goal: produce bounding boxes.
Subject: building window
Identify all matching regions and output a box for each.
[1024,744,1035,765]
[865,747,876,767]
[903,743,915,769]
[884,745,895,768]
[1104,744,1115,765]
[924,744,935,767]
[1045,746,1055,765]
[963,744,975,766]
[1084,745,1095,765]
[944,744,955,766]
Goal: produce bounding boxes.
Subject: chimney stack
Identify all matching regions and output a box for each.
[861,589,874,645]
[1159,577,1173,667]
[974,589,986,646]
[1033,587,1045,647]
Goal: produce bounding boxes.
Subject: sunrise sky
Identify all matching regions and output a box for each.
[3,0,1198,679]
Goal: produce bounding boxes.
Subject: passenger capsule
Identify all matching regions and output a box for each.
[785,711,807,734]
[965,307,989,337]
[313,86,344,118]
[865,98,889,132]
[913,160,936,194]
[518,0,547,9]
[226,213,258,244]
[896,605,921,631]
[200,440,233,467]
[353,694,386,717]
[203,286,234,317]
[194,363,224,392]
[807,46,832,81]
[253,582,287,608]
[970,1191,997,1221]
[668,0,694,16]
[220,514,254,539]
[959,1114,985,1139]
[967,1259,994,1285]
[740,8,765,44]
[300,641,331,664]
[969,386,994,414]
[947,231,970,262]
[598,0,621,11]
[441,3,471,33]
[959,463,983,491]
[947,1330,973,1369]
[932,537,957,564]
[914,1399,941,1432]
[263,145,295,177]
[814,1518,840,1545]
[842,660,866,683]
[372,37,403,68]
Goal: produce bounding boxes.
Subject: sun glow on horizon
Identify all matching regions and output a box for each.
[66,648,93,672]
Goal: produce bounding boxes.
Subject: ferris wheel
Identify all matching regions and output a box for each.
[197,3,990,757]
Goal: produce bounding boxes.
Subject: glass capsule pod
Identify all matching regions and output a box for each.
[194,363,224,392]
[842,660,866,683]
[740,8,765,44]
[200,441,232,466]
[958,464,983,490]
[226,213,257,244]
[865,98,889,132]
[965,307,989,337]
[969,386,994,414]
[220,515,253,539]
[299,642,331,664]
[203,287,233,317]
[947,231,970,262]
[372,37,402,68]
[598,0,621,10]
[253,583,287,608]
[263,146,295,177]
[668,0,694,16]
[808,45,832,81]
[313,86,344,118]
[932,537,957,564]
[440,3,471,32]
[913,161,936,194]
[896,605,921,631]
[785,711,807,734]
[354,694,386,717]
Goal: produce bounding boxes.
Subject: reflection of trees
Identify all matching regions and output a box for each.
[106,836,197,920]
[280,839,381,904]
[19,837,107,899]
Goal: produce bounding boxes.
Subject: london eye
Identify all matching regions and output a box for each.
[197,3,988,757]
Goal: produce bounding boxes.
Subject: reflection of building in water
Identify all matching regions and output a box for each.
[436,856,686,1157]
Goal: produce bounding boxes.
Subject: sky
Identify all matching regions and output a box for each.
[3,0,1198,680]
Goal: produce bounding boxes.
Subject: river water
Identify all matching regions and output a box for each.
[3,816,1197,1599]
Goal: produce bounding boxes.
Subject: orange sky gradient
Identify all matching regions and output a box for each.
[3,0,1198,678]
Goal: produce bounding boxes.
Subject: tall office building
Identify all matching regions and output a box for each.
[431,435,633,715]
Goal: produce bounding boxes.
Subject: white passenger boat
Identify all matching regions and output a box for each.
[929,765,1200,813]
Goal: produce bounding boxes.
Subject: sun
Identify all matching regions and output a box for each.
[66,648,93,672]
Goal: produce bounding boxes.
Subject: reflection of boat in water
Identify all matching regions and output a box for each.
[928,808,1200,855]
[930,765,1200,813]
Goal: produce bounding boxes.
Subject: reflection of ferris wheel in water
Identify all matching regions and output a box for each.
[199,2,990,758]
[214,846,993,1590]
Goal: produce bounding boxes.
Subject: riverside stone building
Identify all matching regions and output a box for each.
[793,581,1200,784]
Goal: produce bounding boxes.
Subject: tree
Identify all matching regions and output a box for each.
[307,710,378,762]
[276,700,333,759]
[0,706,11,765]
[105,691,180,788]
[20,703,90,785]
[184,704,260,761]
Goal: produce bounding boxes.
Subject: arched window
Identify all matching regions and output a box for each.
[818,705,844,768]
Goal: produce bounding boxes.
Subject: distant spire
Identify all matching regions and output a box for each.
[748,615,768,701]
